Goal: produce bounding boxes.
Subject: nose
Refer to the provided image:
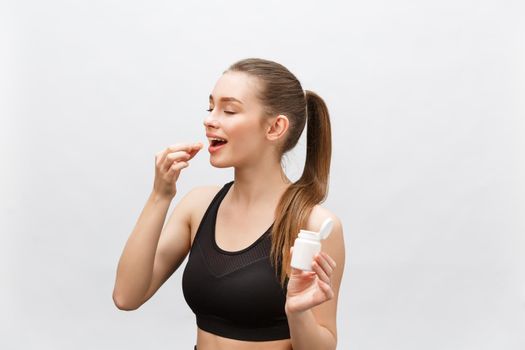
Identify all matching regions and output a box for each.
[203,112,219,129]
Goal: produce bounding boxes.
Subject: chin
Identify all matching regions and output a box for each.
[209,158,232,169]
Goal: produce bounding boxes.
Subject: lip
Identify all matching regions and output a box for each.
[206,132,227,140]
[208,141,227,154]
[206,132,228,154]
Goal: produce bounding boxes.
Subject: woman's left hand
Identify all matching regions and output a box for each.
[285,246,337,314]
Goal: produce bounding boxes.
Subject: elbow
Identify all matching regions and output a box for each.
[322,326,337,350]
[112,291,141,311]
[331,333,338,349]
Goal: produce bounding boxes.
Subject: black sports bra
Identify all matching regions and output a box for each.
[182,180,290,341]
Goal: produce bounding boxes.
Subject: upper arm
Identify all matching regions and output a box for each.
[140,186,205,305]
[307,206,346,342]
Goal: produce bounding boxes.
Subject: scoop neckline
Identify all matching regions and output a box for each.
[212,181,274,255]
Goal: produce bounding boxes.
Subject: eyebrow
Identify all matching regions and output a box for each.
[209,94,243,104]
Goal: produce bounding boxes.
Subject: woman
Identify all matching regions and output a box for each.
[113,58,346,350]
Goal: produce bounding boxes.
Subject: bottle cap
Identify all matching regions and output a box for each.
[298,217,334,241]
[319,217,334,240]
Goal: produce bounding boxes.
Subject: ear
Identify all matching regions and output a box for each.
[265,114,289,141]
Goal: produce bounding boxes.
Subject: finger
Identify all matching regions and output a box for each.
[317,279,335,300]
[166,143,196,153]
[290,266,315,277]
[166,161,189,179]
[192,141,204,151]
[156,147,172,168]
[158,143,185,166]
[321,251,337,269]
[155,150,166,168]
[157,143,198,167]
[162,151,191,172]
[186,142,204,160]
[315,253,334,277]
[164,150,191,163]
[167,142,203,166]
[312,260,330,285]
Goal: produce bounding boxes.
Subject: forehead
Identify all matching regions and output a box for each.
[209,71,260,105]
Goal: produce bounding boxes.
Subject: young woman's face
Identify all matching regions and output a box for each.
[203,71,270,168]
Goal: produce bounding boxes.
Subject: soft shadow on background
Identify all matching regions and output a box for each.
[1,1,524,349]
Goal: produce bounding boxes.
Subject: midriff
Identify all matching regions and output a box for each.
[196,327,292,350]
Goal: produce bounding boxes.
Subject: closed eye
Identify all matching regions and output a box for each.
[206,108,235,114]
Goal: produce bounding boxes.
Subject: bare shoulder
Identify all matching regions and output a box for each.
[182,184,223,210]
[305,204,344,235]
[181,184,223,244]
[306,204,346,269]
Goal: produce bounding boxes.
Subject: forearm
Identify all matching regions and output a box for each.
[287,309,336,350]
[113,191,173,309]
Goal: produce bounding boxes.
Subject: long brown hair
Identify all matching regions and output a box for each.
[225,58,332,287]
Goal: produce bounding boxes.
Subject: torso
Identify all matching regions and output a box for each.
[188,185,286,250]
[196,328,292,350]
[186,185,292,350]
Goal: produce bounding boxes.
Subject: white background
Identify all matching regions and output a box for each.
[1,0,524,349]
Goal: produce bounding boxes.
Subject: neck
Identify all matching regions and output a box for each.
[230,158,292,209]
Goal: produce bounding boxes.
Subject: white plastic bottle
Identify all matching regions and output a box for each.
[290,217,334,271]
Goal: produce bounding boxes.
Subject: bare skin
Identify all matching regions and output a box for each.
[113,71,345,350]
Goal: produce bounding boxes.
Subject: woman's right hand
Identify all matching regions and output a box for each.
[153,142,203,199]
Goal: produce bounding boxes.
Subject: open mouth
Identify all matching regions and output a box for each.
[210,139,228,147]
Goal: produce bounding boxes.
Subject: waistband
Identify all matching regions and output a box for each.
[196,314,290,342]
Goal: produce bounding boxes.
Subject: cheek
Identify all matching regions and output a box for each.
[229,120,264,149]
